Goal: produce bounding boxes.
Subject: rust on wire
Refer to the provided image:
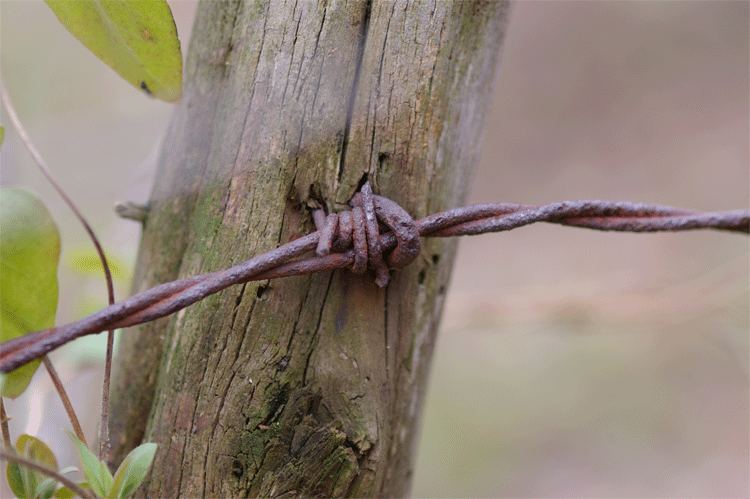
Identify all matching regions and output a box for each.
[352,182,390,287]
[315,212,339,256]
[350,206,368,274]
[1,182,748,373]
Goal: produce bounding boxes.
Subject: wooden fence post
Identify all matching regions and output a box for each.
[111,1,509,495]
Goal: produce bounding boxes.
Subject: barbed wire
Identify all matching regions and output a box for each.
[1,182,747,373]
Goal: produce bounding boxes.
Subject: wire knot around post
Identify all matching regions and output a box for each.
[312,182,421,287]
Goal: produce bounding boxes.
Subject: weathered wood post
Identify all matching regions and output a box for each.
[111,1,509,496]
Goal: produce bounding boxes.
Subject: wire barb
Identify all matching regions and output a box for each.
[0,184,747,373]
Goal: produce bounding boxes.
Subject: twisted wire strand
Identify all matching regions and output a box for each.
[1,185,747,373]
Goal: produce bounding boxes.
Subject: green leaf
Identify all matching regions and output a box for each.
[52,488,72,499]
[7,456,25,498]
[0,125,5,146]
[34,477,58,499]
[0,188,60,398]
[57,466,80,476]
[107,443,156,499]
[34,466,78,499]
[52,487,74,499]
[53,482,89,499]
[6,435,59,499]
[65,247,129,281]
[44,0,182,102]
[68,433,113,497]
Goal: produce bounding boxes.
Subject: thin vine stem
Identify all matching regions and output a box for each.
[0,79,115,461]
[42,357,87,446]
[0,398,11,449]
[0,449,94,499]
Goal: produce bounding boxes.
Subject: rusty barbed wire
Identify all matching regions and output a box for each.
[1,183,748,373]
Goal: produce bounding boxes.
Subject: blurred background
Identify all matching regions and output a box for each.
[1,1,748,497]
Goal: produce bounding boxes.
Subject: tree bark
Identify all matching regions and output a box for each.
[110,0,509,496]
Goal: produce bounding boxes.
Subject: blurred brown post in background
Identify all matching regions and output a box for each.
[109,1,509,496]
